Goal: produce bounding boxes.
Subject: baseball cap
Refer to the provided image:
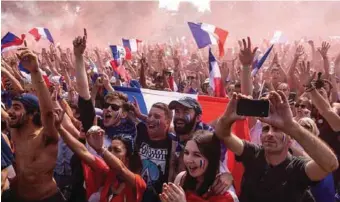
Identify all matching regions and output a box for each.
[12,93,40,113]
[168,97,202,114]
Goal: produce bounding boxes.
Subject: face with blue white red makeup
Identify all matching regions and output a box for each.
[146,106,170,139]
[183,140,208,178]
[103,97,126,127]
[260,123,291,154]
[173,105,198,135]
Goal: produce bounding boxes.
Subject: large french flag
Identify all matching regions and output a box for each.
[1,32,25,53]
[112,86,249,195]
[188,22,228,57]
[209,48,226,97]
[29,27,54,43]
[122,38,142,52]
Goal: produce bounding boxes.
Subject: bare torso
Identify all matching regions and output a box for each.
[11,127,58,200]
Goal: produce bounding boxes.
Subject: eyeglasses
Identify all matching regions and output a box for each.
[295,104,306,109]
[103,103,121,111]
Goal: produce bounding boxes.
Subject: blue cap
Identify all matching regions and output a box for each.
[13,93,40,113]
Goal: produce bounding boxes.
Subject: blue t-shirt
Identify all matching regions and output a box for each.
[1,135,13,170]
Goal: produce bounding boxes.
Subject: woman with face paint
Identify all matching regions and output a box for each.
[159,130,237,202]
[57,124,146,202]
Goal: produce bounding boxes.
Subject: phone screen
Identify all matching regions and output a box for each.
[288,92,297,102]
[236,99,269,117]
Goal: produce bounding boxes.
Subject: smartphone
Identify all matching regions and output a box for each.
[236,99,269,117]
[288,92,297,102]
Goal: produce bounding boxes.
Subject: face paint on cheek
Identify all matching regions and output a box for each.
[200,159,205,168]
[185,114,191,122]
[155,120,160,128]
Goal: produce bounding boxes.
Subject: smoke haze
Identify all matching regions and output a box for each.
[2,1,340,49]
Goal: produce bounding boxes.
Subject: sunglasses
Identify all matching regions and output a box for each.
[103,103,121,111]
[295,104,306,109]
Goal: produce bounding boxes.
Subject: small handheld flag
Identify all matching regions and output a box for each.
[188,22,228,57]
[209,48,225,97]
[251,44,274,77]
[1,32,25,53]
[122,38,142,52]
[29,27,54,43]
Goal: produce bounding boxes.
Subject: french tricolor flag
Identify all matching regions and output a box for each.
[188,22,228,57]
[106,86,247,196]
[29,27,54,43]
[251,44,274,77]
[1,32,25,53]
[209,48,226,97]
[110,45,132,61]
[122,38,142,52]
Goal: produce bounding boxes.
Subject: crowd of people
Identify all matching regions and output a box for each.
[1,26,340,202]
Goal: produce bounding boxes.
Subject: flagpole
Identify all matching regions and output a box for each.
[258,79,266,99]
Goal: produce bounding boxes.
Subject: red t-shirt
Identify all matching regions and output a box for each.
[82,156,146,202]
[185,191,237,202]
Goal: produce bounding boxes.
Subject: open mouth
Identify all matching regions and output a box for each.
[9,115,17,121]
[148,123,156,129]
[175,121,185,127]
[104,113,112,120]
[188,165,199,173]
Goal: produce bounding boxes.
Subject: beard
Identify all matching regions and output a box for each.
[174,115,197,136]
[9,113,28,129]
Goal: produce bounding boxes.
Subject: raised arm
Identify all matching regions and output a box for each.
[18,48,58,141]
[139,54,148,88]
[215,93,245,156]
[301,64,340,131]
[239,37,258,96]
[86,129,137,188]
[74,29,91,100]
[260,91,338,181]
[1,64,24,93]
[317,42,331,79]
[57,125,97,169]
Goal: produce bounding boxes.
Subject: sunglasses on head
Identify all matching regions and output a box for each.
[103,102,121,111]
[295,103,306,109]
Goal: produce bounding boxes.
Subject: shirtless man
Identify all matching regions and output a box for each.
[6,48,65,202]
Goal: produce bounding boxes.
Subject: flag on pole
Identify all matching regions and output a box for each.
[209,48,226,97]
[29,27,54,43]
[1,32,25,53]
[270,31,287,44]
[251,44,274,77]
[110,45,131,60]
[122,38,142,52]
[188,22,228,57]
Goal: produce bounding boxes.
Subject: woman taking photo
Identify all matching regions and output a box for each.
[159,130,237,202]
[57,116,146,202]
